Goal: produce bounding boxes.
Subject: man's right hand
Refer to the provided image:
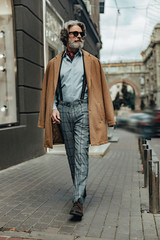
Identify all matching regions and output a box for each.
[51,109,61,124]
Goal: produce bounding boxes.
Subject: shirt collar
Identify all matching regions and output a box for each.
[62,48,82,58]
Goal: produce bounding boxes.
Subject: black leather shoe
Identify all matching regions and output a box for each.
[70,201,83,217]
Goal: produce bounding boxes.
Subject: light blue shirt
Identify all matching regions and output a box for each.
[53,49,88,109]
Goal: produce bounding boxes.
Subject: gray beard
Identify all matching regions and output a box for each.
[68,39,84,49]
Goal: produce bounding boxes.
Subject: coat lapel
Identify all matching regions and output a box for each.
[52,52,64,91]
[51,50,91,91]
[82,50,91,89]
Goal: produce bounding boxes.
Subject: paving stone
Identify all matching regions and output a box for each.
[43,210,58,217]
[45,227,59,234]
[144,237,158,240]
[58,225,75,234]
[0,216,12,223]
[0,222,6,228]
[39,216,53,224]
[101,226,116,238]
[29,212,45,219]
[21,207,36,215]
[115,233,130,240]
[48,220,64,228]
[32,222,49,231]
[54,213,69,222]
[13,213,29,221]
[13,204,28,211]
[3,220,22,229]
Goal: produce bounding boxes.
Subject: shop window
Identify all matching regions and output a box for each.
[0,0,17,127]
[44,0,64,64]
[48,47,55,60]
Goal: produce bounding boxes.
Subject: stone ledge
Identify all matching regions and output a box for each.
[47,143,110,157]
[109,135,119,142]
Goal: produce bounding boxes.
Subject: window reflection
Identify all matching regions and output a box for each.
[0,0,17,126]
[45,1,64,63]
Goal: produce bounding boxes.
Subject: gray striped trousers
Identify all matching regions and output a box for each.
[57,99,90,203]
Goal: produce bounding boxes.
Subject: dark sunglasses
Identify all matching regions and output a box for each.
[69,31,85,37]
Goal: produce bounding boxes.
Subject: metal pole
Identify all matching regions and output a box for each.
[147,149,152,187]
[138,137,141,151]
[139,137,142,160]
[143,148,151,188]
[142,144,148,169]
[149,160,159,213]
[143,139,147,144]
[140,139,147,162]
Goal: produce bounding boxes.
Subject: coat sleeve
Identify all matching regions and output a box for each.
[98,60,115,127]
[38,62,51,128]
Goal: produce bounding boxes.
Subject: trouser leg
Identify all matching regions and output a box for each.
[73,102,90,203]
[57,105,75,184]
[58,102,90,204]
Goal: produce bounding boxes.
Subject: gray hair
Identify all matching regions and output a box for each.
[60,20,86,47]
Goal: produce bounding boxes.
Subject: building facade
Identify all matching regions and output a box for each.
[141,23,160,108]
[102,61,146,111]
[102,23,160,112]
[0,0,102,169]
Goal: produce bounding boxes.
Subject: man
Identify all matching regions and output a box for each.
[38,20,115,217]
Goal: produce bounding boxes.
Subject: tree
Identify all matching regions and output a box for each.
[121,82,129,106]
[113,92,121,110]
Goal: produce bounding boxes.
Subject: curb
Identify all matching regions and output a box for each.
[0,230,113,240]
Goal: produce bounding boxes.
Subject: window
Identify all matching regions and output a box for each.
[126,65,132,72]
[140,77,145,85]
[48,47,56,60]
[45,0,64,64]
[103,67,108,73]
[0,0,17,126]
[140,87,145,96]
[109,67,116,73]
[99,1,105,13]
[141,65,145,71]
[134,65,140,72]
[83,0,92,15]
[119,66,124,72]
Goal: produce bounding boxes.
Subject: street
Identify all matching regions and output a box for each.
[0,129,159,240]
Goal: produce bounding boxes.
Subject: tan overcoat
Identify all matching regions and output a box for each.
[38,49,115,148]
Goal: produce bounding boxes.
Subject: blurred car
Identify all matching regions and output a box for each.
[116,116,129,128]
[127,113,146,131]
[137,114,153,139]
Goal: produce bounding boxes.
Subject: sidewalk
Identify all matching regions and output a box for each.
[0,129,159,240]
